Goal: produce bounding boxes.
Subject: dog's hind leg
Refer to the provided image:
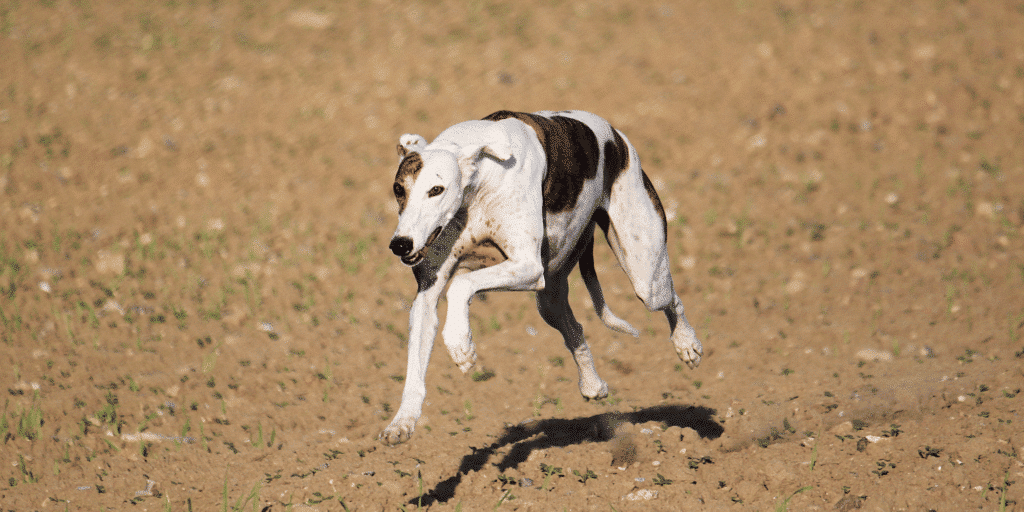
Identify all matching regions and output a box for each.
[604,164,703,369]
[578,229,639,337]
[536,276,609,400]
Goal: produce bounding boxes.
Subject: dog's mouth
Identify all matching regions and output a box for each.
[400,226,442,266]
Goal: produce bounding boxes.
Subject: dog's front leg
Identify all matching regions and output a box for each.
[442,257,545,373]
[379,282,444,446]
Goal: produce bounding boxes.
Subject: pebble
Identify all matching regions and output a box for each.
[855,348,893,362]
[623,489,658,501]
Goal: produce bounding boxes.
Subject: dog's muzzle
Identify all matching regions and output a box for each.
[389,237,413,257]
[390,227,442,266]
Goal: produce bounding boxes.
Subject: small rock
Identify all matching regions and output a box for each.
[95,250,125,275]
[834,494,864,510]
[855,349,893,362]
[623,489,658,501]
[784,271,807,294]
[680,255,696,270]
[286,9,335,29]
[976,201,996,219]
[829,421,854,436]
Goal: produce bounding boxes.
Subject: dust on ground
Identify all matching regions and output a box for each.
[1,1,1023,510]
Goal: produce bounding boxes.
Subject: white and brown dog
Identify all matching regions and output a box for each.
[380,110,703,445]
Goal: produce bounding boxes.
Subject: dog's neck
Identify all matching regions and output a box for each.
[459,170,482,208]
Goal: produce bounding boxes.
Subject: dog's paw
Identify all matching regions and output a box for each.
[379,417,417,446]
[674,336,703,369]
[580,377,609,401]
[451,345,477,374]
[442,326,477,373]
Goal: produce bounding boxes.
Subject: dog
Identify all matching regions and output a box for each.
[380,110,703,445]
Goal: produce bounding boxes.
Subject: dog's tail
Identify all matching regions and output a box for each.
[579,233,640,337]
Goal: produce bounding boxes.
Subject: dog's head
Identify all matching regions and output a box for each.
[388,126,512,266]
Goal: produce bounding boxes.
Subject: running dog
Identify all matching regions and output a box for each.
[380,110,703,445]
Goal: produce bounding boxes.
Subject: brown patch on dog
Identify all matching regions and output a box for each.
[393,152,423,213]
[459,238,508,271]
[483,110,600,213]
[602,128,630,198]
[640,170,668,239]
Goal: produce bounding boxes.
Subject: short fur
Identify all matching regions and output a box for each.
[380,110,703,445]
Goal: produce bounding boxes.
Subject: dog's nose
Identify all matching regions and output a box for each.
[389,236,413,257]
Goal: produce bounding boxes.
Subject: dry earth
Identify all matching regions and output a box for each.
[1,1,1023,510]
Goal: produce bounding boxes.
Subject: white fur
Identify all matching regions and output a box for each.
[380,111,703,445]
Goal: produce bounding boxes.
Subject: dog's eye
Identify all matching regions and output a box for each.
[427,186,444,198]
[393,183,405,198]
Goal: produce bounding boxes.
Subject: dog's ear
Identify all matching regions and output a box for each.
[459,124,512,164]
[397,134,427,160]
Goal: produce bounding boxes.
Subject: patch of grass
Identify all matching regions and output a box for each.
[249,421,275,449]
[572,468,597,485]
[883,424,903,437]
[775,485,813,512]
[1000,470,1010,511]
[757,427,784,448]
[608,358,633,374]
[539,463,562,490]
[918,445,942,459]
[471,368,495,382]
[13,392,44,440]
[688,455,714,469]
[653,473,673,486]
[223,473,263,512]
[17,454,38,484]
[493,489,515,509]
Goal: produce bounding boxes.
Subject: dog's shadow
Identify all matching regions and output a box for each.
[414,404,722,505]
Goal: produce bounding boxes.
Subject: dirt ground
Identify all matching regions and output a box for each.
[1,1,1023,510]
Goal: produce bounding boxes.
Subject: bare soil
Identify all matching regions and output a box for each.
[1,1,1023,510]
